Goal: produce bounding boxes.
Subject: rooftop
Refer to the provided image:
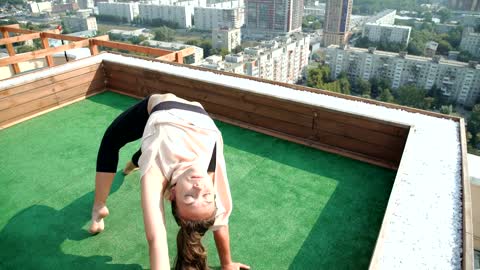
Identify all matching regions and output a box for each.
[0,27,474,270]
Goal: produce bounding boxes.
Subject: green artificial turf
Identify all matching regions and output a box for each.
[0,91,396,270]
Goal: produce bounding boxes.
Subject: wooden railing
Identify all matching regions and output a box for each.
[0,24,194,76]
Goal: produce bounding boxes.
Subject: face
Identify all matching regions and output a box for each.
[172,166,216,221]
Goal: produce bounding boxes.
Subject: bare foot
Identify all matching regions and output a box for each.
[89,205,109,235]
[123,160,139,175]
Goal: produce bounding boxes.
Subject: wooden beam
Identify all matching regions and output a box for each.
[1,30,20,74]
[0,39,90,67]
[460,118,474,270]
[39,33,54,67]
[41,32,85,42]
[0,26,37,35]
[93,39,173,56]
[0,32,41,46]
[156,52,176,62]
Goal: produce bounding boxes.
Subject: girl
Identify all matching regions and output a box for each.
[89,93,249,270]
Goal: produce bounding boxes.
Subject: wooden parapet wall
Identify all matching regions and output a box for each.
[0,63,105,128]
[103,61,410,169]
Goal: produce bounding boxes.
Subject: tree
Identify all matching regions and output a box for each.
[423,12,433,23]
[439,105,453,115]
[397,84,427,109]
[458,50,474,63]
[370,77,391,98]
[154,26,175,42]
[437,8,451,23]
[355,78,371,96]
[16,45,36,53]
[378,88,395,103]
[468,104,480,138]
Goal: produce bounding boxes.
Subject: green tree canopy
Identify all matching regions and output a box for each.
[154,26,175,42]
[397,84,427,109]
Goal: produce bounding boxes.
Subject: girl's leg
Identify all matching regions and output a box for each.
[89,172,115,234]
[90,96,151,234]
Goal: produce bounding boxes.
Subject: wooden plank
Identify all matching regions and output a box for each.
[107,87,398,170]
[0,77,104,125]
[0,32,41,46]
[108,76,400,164]
[104,62,410,137]
[107,71,314,128]
[314,129,401,163]
[40,33,54,67]
[1,30,20,74]
[0,89,106,129]
[157,52,176,62]
[104,64,409,140]
[0,39,90,66]
[0,94,59,123]
[315,118,407,151]
[105,53,463,122]
[89,39,99,56]
[41,32,85,42]
[459,119,474,270]
[0,70,103,111]
[210,113,399,170]
[0,26,36,35]
[93,40,173,57]
[0,63,101,98]
[55,79,105,103]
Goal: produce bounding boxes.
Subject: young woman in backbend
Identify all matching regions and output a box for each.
[89,93,249,270]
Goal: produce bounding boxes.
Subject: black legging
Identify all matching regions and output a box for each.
[96,97,216,173]
[96,96,150,173]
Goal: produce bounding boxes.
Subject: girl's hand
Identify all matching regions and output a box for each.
[221,262,250,270]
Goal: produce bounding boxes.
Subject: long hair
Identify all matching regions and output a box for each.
[171,200,216,270]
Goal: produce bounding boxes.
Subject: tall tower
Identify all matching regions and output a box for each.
[323,0,353,47]
[244,0,303,38]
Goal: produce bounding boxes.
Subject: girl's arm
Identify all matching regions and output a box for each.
[141,165,170,270]
[213,226,250,270]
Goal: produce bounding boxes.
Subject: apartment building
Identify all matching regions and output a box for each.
[323,0,353,46]
[194,7,244,30]
[28,1,52,14]
[198,33,310,84]
[244,0,303,38]
[362,23,412,46]
[324,45,480,107]
[448,0,480,11]
[97,2,139,22]
[460,27,480,57]
[367,9,396,25]
[212,28,241,52]
[77,0,94,9]
[63,15,98,32]
[138,4,193,28]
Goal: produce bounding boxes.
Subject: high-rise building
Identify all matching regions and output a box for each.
[323,0,353,47]
[199,33,310,84]
[244,0,303,39]
[448,0,480,11]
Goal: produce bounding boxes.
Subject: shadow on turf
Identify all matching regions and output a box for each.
[216,121,396,270]
[0,171,144,270]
